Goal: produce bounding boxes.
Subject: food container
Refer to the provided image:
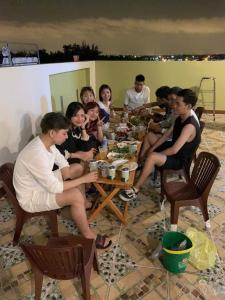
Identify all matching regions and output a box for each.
[89,159,98,171]
[101,166,108,178]
[108,165,116,180]
[121,167,129,182]
[129,143,138,154]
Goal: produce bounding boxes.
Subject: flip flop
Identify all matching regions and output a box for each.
[95,234,112,249]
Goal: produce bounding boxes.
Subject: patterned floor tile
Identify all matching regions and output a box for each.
[98,244,136,284]
[0,114,225,300]
[0,236,32,269]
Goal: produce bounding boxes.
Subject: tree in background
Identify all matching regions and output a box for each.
[38,42,101,63]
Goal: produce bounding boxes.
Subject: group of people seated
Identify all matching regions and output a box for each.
[12,73,202,250]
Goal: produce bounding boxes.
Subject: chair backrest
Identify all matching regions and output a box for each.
[199,120,205,134]
[195,106,204,121]
[21,242,86,280]
[191,151,220,198]
[0,163,21,210]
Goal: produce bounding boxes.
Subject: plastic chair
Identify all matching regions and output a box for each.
[0,163,58,245]
[195,106,204,121]
[20,235,99,300]
[163,152,220,228]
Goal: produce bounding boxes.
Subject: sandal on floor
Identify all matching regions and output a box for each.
[95,234,112,249]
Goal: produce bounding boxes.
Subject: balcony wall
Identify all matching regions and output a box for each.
[95,61,225,110]
[0,59,225,165]
[0,62,95,165]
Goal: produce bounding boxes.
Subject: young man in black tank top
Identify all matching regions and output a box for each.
[119,89,201,202]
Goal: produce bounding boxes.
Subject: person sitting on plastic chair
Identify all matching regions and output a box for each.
[119,89,201,202]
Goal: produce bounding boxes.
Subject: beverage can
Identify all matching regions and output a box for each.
[124,112,128,119]
[129,143,137,154]
[110,132,116,140]
[89,159,98,171]
[108,165,116,180]
[101,166,108,178]
[121,167,129,182]
[102,136,108,149]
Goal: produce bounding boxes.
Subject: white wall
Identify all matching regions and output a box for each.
[0,61,95,165]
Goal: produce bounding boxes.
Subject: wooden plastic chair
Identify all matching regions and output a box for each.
[20,235,99,300]
[195,106,204,121]
[0,163,58,245]
[163,152,220,228]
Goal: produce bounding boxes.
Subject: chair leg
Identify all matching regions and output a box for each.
[170,202,180,228]
[13,212,26,245]
[199,201,210,229]
[80,270,91,300]
[47,211,58,237]
[33,268,43,300]
[160,173,165,201]
[199,201,209,222]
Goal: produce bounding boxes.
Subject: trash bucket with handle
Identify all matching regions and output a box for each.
[162,231,193,273]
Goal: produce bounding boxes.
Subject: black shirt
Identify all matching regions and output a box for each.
[171,115,201,165]
[56,128,95,164]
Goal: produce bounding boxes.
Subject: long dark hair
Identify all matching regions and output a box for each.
[65,102,85,121]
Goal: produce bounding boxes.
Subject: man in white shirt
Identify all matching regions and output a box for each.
[13,112,111,248]
[124,74,150,111]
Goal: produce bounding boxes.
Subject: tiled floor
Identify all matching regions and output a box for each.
[1,114,225,299]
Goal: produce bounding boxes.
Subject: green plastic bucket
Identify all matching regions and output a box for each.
[162,231,193,273]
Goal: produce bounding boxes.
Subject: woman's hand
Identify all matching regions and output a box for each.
[97,116,105,127]
[82,114,90,128]
[80,148,96,161]
[64,150,71,160]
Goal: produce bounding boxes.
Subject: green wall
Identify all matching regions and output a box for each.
[49,68,90,112]
[95,61,225,110]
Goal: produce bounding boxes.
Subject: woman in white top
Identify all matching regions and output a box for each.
[98,84,119,124]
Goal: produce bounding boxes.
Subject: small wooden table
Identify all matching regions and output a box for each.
[88,143,141,225]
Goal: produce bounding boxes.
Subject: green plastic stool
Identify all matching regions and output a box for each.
[162,231,193,273]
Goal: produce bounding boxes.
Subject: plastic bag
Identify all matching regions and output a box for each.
[186,227,217,270]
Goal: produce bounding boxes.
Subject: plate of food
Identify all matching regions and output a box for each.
[118,161,138,172]
[97,160,109,169]
[125,140,141,145]
[117,142,128,148]
[111,159,128,169]
[107,152,127,160]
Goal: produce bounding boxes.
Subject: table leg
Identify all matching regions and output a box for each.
[88,185,120,222]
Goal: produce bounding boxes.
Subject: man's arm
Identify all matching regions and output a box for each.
[61,170,98,191]
[145,86,150,103]
[151,127,173,152]
[70,150,94,161]
[160,124,195,156]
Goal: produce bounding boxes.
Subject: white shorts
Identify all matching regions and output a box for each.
[21,169,62,213]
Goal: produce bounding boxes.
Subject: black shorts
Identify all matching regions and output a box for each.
[155,141,183,170]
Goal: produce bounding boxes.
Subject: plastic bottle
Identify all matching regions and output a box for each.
[170,239,187,251]
[102,136,108,149]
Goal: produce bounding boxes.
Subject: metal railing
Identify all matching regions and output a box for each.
[0,41,40,67]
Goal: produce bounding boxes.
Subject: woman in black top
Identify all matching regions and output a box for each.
[119,89,201,202]
[57,102,96,164]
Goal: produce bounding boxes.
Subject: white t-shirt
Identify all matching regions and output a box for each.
[191,109,200,126]
[97,101,110,114]
[124,86,150,110]
[13,136,69,208]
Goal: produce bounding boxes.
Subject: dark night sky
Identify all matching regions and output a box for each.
[0,0,225,54]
